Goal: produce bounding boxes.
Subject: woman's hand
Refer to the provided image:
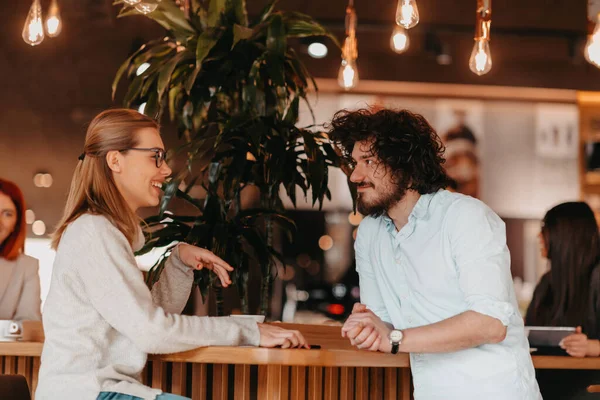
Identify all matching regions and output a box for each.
[177,244,233,287]
[560,326,588,358]
[257,324,310,349]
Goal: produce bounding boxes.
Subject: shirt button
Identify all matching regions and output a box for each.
[395,258,401,264]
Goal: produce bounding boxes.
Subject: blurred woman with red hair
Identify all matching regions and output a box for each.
[0,178,41,321]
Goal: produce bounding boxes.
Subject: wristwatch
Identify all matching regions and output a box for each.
[389,329,403,354]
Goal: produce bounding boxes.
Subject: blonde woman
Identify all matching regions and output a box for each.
[36,109,307,400]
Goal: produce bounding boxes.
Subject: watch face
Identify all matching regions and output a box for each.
[390,330,403,342]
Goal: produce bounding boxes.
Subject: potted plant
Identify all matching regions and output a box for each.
[112,0,341,316]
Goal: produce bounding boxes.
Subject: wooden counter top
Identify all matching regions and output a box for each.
[1,322,599,369]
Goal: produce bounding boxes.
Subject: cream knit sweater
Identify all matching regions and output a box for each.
[35,214,260,400]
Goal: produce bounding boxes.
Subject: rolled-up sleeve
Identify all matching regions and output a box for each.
[355,220,392,325]
[448,198,516,326]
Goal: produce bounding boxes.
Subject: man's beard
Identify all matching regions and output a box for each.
[356,179,408,217]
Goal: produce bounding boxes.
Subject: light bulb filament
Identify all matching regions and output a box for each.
[469,39,492,75]
[400,3,414,25]
[338,59,359,90]
[342,65,355,86]
[28,20,44,42]
[395,0,419,29]
[474,50,488,72]
[22,0,45,46]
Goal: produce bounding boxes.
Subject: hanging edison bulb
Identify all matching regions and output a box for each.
[135,1,160,14]
[469,39,492,75]
[469,0,492,76]
[395,0,419,29]
[390,25,410,53]
[338,1,359,90]
[22,0,44,46]
[338,59,359,90]
[45,0,62,37]
[585,13,600,67]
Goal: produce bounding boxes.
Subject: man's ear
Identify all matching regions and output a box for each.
[106,151,122,173]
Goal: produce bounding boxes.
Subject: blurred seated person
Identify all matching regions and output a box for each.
[526,201,600,399]
[0,178,41,321]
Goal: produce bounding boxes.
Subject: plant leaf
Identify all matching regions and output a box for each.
[196,31,218,69]
[284,96,299,125]
[159,179,180,217]
[229,0,248,27]
[157,51,187,100]
[232,24,253,49]
[144,89,160,119]
[154,0,196,36]
[184,66,201,94]
[284,17,340,48]
[253,0,277,26]
[267,14,286,55]
[123,75,145,107]
[208,0,226,27]
[112,44,147,100]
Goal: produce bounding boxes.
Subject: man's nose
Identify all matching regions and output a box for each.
[350,167,363,183]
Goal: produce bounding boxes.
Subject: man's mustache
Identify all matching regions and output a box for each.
[357,182,373,188]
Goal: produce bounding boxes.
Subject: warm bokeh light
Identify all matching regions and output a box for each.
[318,235,334,251]
[32,220,46,236]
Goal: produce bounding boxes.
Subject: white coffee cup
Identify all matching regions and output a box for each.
[0,320,23,342]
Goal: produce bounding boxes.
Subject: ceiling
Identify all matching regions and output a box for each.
[247,0,596,90]
[2,0,597,95]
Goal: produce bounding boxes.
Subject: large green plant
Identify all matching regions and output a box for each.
[113,0,341,315]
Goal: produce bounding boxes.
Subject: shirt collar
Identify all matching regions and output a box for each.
[382,191,438,234]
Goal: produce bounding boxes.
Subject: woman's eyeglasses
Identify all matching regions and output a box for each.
[121,147,166,168]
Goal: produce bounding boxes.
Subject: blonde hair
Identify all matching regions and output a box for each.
[51,109,159,249]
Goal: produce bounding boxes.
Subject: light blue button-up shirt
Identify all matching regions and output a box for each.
[355,190,541,400]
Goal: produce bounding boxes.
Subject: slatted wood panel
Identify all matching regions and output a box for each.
[212,364,228,400]
[143,362,412,400]
[323,367,339,400]
[290,366,306,400]
[339,367,354,400]
[191,363,207,400]
[171,362,186,395]
[234,364,251,400]
[0,355,413,400]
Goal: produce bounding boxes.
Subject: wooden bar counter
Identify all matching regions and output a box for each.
[1,323,600,399]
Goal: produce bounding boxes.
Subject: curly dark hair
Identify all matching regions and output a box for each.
[327,108,449,194]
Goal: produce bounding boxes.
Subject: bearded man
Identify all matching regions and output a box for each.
[328,108,541,400]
